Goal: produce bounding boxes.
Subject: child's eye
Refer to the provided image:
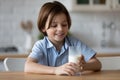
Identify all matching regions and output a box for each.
[62,23,68,27]
[62,24,67,27]
[51,24,57,28]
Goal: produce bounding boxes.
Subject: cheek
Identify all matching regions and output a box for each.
[46,29,54,35]
[64,27,69,33]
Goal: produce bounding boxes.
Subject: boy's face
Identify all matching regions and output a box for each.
[43,13,69,43]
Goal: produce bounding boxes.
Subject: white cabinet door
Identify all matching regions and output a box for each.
[91,0,111,11]
[68,0,120,11]
[69,0,111,11]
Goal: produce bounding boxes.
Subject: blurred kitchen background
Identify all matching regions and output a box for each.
[0,0,120,71]
[0,0,120,70]
[0,0,120,53]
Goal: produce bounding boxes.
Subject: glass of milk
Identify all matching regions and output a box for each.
[68,46,82,75]
[69,46,82,63]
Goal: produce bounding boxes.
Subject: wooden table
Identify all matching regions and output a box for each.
[0,70,120,80]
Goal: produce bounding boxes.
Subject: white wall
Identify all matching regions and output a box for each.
[70,12,120,48]
[0,0,120,53]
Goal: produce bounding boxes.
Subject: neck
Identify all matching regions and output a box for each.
[51,40,64,51]
[55,42,64,51]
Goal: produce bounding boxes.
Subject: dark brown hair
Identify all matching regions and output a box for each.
[37,1,71,36]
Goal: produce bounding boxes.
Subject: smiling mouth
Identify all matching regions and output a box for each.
[56,33,65,36]
[55,33,65,38]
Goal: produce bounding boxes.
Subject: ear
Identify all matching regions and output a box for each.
[42,28,46,32]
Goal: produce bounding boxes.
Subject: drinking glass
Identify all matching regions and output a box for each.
[68,46,82,75]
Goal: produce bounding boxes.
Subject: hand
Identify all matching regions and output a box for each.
[77,55,86,72]
[54,62,79,76]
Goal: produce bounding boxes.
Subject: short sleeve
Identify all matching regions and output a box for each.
[28,41,44,61]
[78,41,96,62]
[67,36,96,62]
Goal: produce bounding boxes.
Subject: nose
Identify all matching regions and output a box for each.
[57,25,63,31]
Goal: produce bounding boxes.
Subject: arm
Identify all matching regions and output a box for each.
[78,55,101,72]
[24,57,79,76]
[24,57,55,74]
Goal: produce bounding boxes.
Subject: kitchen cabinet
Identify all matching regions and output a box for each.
[69,0,120,11]
[112,0,120,10]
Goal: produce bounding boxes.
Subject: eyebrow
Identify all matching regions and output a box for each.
[52,20,67,23]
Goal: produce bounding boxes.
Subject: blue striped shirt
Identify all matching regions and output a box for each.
[28,36,96,67]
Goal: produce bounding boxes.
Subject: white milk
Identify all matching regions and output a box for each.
[68,46,82,75]
[69,55,81,63]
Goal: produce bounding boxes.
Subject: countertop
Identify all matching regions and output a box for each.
[0,53,28,60]
[0,52,120,60]
[93,47,120,53]
[1,47,120,60]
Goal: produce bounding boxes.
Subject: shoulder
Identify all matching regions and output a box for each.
[66,35,82,46]
[33,37,47,49]
[67,35,79,41]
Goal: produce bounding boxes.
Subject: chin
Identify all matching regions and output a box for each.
[54,35,66,41]
[55,38,64,42]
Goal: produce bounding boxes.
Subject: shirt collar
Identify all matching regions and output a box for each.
[64,37,70,49]
[44,37,54,48]
[45,36,70,49]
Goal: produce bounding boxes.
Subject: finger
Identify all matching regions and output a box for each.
[66,65,76,72]
[64,64,77,76]
[79,65,84,72]
[78,55,85,64]
[68,62,77,67]
[68,62,80,72]
[79,55,84,61]
[64,68,75,76]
